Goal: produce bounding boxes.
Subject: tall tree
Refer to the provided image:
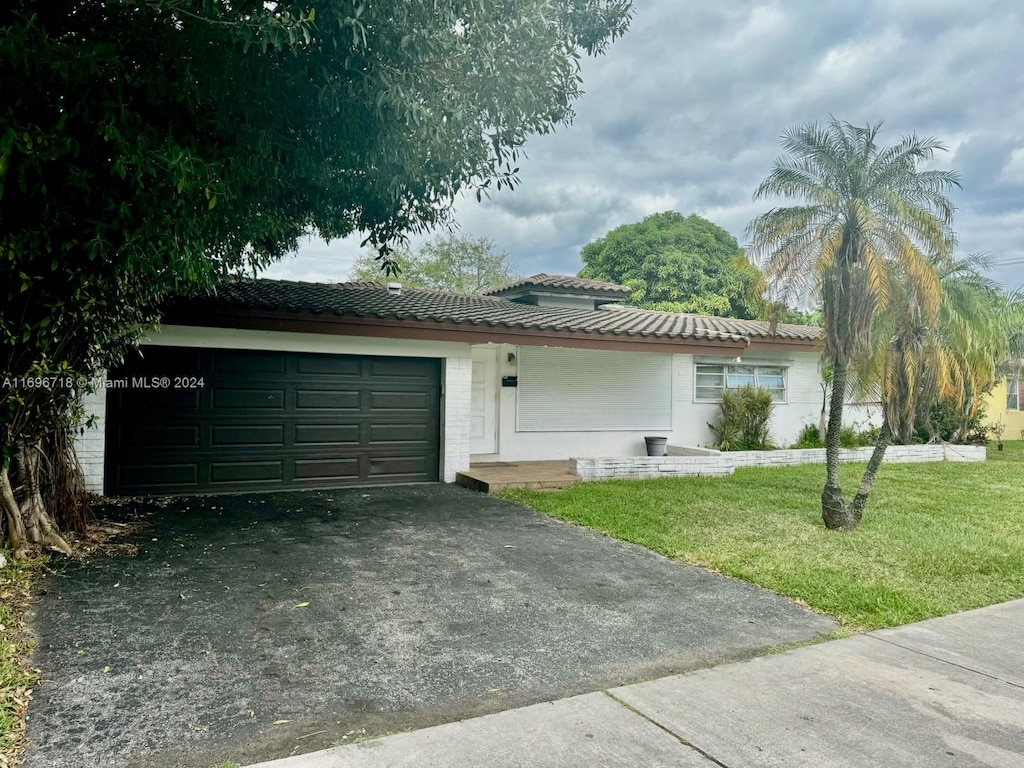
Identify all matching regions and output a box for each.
[747,118,960,530]
[579,212,765,319]
[350,234,520,294]
[847,255,1023,517]
[0,0,631,554]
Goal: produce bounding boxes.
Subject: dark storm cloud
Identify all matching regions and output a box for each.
[282,0,1024,289]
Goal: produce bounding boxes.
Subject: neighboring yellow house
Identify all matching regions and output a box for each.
[985,374,1024,441]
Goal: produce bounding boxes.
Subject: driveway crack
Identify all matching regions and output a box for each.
[602,690,733,767]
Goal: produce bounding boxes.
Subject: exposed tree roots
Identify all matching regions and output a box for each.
[1,442,73,557]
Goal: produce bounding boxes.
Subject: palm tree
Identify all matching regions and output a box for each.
[747,118,960,530]
[846,255,1022,518]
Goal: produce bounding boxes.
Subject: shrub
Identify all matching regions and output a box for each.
[792,422,879,449]
[708,386,777,451]
[915,398,990,444]
[791,424,824,449]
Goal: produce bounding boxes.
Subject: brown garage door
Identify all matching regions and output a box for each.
[104,347,441,495]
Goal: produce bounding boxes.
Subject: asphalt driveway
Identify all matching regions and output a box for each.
[27,484,835,768]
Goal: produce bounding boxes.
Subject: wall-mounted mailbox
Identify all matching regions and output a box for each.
[501,376,518,387]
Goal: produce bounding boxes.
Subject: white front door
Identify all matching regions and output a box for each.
[470,347,498,455]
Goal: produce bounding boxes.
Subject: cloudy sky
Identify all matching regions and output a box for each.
[263,0,1024,291]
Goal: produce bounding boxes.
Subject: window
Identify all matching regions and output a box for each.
[516,347,672,431]
[695,363,787,402]
[1008,377,1020,411]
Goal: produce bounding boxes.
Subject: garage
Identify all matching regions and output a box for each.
[104,346,441,495]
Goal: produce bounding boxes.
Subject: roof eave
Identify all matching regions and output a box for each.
[161,306,751,356]
[745,336,820,353]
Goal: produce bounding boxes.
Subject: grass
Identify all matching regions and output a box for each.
[501,443,1024,631]
[0,555,45,767]
[986,437,1024,462]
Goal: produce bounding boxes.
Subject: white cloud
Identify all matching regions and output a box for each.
[279,0,1024,289]
[998,148,1024,185]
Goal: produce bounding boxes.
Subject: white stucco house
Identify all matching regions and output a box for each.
[76,274,848,496]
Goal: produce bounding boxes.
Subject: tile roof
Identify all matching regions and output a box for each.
[597,304,822,342]
[483,273,631,296]
[172,279,821,347]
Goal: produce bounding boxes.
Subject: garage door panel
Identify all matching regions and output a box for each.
[294,424,361,446]
[106,348,440,494]
[296,356,362,376]
[370,358,437,379]
[211,425,285,447]
[368,455,432,478]
[294,390,361,411]
[117,388,202,413]
[209,460,283,484]
[212,388,286,410]
[119,348,203,376]
[116,463,200,490]
[293,457,361,481]
[369,391,435,411]
[119,425,200,449]
[212,352,287,374]
[369,423,432,444]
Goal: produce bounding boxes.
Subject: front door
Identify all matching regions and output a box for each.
[470,347,498,455]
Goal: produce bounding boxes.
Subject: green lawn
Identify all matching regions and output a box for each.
[986,438,1024,462]
[502,442,1024,631]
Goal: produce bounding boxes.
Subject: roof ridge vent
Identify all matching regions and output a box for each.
[387,282,402,296]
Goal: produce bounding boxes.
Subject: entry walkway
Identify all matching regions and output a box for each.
[249,599,1024,767]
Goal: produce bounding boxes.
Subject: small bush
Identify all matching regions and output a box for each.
[856,424,882,445]
[838,426,858,448]
[915,396,990,444]
[708,386,777,451]
[792,422,879,449]
[791,424,824,449]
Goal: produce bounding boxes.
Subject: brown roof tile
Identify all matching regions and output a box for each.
[170,279,821,347]
[483,273,631,296]
[597,304,822,342]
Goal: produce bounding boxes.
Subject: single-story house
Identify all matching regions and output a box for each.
[75,274,864,496]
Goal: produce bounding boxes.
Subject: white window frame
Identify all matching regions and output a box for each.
[694,362,788,403]
[1008,376,1020,412]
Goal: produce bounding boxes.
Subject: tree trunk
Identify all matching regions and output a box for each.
[0,466,28,554]
[848,421,893,522]
[821,360,852,529]
[818,380,829,438]
[5,442,73,556]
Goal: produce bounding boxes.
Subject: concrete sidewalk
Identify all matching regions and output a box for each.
[247,600,1024,767]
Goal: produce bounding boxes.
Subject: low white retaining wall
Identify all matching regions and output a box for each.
[571,443,986,481]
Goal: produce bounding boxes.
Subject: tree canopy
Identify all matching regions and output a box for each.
[578,211,765,319]
[748,118,961,530]
[0,0,632,553]
[350,234,519,294]
[854,253,1024,444]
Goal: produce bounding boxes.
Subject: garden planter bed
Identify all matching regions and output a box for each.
[570,444,986,481]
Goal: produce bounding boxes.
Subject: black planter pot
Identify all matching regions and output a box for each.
[644,436,668,457]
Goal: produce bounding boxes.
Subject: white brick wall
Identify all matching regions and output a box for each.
[442,356,473,482]
[75,383,107,494]
[572,444,986,481]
